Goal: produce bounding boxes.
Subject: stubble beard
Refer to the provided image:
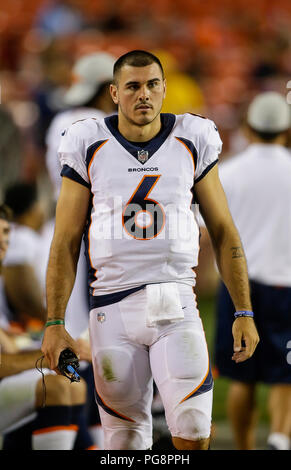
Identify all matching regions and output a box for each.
[119,102,163,128]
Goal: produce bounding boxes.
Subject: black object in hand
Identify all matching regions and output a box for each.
[58,348,80,382]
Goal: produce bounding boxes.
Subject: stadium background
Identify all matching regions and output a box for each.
[0,0,290,449]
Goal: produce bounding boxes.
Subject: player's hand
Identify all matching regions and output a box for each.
[232,317,259,363]
[41,325,80,373]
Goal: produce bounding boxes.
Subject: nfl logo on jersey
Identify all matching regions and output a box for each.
[97,312,106,323]
[137,150,149,163]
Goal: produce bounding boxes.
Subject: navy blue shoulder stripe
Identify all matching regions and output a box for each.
[175,136,198,169]
[86,139,109,170]
[61,164,90,188]
[195,159,218,183]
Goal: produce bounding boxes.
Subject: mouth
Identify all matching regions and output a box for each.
[135,104,152,110]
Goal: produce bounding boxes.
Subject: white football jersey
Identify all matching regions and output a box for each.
[219,143,291,286]
[46,107,106,198]
[3,223,42,279]
[58,113,222,306]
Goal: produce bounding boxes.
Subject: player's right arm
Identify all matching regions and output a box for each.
[41,176,90,371]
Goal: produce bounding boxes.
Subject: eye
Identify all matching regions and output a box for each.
[128,84,139,90]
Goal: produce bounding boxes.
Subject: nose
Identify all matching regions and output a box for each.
[138,85,150,101]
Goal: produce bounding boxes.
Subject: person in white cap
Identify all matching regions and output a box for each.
[214,91,291,450]
[42,52,116,450]
[46,52,117,198]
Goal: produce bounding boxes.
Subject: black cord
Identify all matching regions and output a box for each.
[35,355,46,408]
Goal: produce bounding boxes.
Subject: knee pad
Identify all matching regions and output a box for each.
[105,427,146,450]
[174,406,211,441]
[168,389,212,441]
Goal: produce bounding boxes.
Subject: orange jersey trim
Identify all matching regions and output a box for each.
[97,390,136,423]
[175,137,196,174]
[32,424,79,435]
[179,356,210,404]
[87,139,109,180]
[87,139,109,291]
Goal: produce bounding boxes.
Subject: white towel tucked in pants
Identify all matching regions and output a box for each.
[145,282,184,328]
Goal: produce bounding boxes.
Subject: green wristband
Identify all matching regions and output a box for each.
[45,320,65,327]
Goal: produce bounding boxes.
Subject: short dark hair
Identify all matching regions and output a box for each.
[248,125,288,142]
[4,182,37,218]
[113,50,164,83]
[0,204,12,222]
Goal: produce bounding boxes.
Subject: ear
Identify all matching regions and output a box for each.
[110,84,119,105]
[163,79,167,99]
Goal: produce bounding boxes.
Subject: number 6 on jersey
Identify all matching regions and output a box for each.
[122,175,165,240]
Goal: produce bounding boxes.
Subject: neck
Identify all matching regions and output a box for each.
[117,111,162,142]
[15,215,37,232]
[248,133,287,146]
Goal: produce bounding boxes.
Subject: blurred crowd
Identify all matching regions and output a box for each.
[0,0,291,239]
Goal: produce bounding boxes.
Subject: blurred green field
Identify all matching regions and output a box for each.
[198,296,269,424]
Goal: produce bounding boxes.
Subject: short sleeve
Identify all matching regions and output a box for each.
[195,119,222,182]
[45,116,66,196]
[58,124,90,186]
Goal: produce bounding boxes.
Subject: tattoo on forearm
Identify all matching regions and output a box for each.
[231,246,244,259]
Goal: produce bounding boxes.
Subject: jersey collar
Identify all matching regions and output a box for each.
[104,113,176,164]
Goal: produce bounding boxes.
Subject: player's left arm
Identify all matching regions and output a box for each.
[194,164,259,363]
